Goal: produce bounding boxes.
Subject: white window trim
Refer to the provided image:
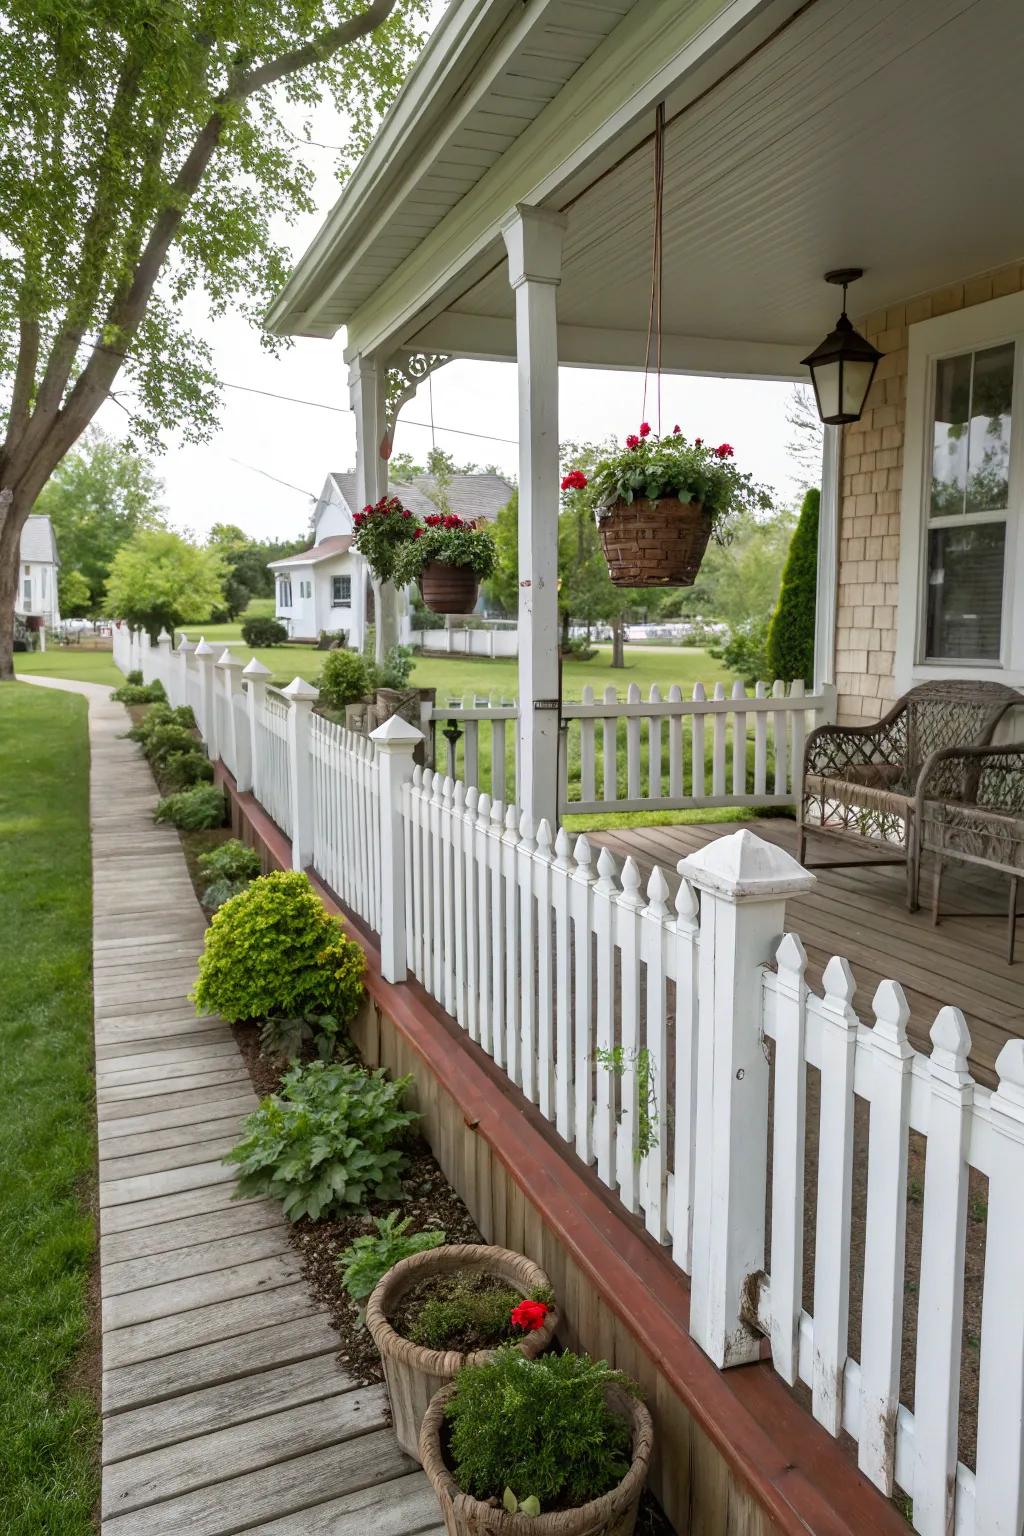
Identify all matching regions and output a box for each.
[332,574,352,608]
[896,289,1024,693]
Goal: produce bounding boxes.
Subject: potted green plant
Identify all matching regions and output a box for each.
[419,1348,654,1534]
[562,424,772,588]
[392,512,497,614]
[351,494,419,582]
[365,1242,558,1459]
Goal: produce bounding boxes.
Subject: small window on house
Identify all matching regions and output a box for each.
[332,575,352,607]
[278,577,293,608]
[23,577,32,607]
[924,342,1014,661]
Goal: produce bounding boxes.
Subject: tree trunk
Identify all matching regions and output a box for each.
[560,609,570,653]
[0,487,32,680]
[611,618,625,669]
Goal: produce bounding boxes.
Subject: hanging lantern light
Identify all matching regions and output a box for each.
[801,269,882,425]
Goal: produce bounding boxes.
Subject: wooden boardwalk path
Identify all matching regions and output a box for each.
[24,677,443,1536]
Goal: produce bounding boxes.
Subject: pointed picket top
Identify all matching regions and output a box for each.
[503,804,519,838]
[282,675,319,702]
[731,679,747,699]
[176,635,196,654]
[216,647,241,669]
[582,684,595,705]
[928,1006,973,1086]
[421,767,434,799]
[649,683,662,703]
[519,811,537,852]
[644,865,671,920]
[627,682,641,703]
[713,681,726,701]
[535,818,553,858]
[619,856,644,910]
[776,931,808,976]
[476,790,491,823]
[194,636,215,657]
[432,773,446,805]
[871,979,913,1055]
[370,711,423,748]
[604,684,617,704]
[242,656,271,677]
[157,628,171,644]
[442,776,454,805]
[412,763,423,787]
[464,784,478,815]
[490,797,504,828]
[553,826,573,871]
[595,846,619,895]
[674,876,699,925]
[679,827,814,903]
[692,680,706,701]
[994,1039,1024,1117]
[453,782,466,812]
[668,684,682,703]
[823,954,856,1004]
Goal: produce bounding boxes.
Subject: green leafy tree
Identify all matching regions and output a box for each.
[207,522,307,617]
[0,0,431,676]
[34,428,167,611]
[58,568,92,618]
[104,528,226,639]
[766,487,819,685]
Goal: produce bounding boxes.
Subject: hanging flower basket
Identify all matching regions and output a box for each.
[561,427,772,590]
[351,495,419,584]
[365,1243,558,1461]
[393,513,497,616]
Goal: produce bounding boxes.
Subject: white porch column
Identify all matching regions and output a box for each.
[502,203,567,831]
[282,676,319,872]
[679,829,814,1368]
[813,424,840,698]
[194,637,218,758]
[349,353,394,662]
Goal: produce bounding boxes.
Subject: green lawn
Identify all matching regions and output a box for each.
[16,645,122,687]
[0,683,99,1533]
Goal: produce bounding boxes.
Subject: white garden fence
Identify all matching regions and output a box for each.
[116,622,1019,1536]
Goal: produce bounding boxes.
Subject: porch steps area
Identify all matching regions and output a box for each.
[26,677,443,1536]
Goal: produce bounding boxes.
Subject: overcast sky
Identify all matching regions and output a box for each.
[91,20,808,545]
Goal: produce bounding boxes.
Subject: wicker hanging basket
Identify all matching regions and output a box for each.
[598,497,713,588]
[365,1244,559,1461]
[419,1381,654,1536]
[419,561,480,614]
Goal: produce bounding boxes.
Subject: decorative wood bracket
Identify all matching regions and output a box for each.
[380,351,451,459]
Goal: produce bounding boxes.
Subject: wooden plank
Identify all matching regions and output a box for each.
[98,1077,254,1118]
[100,1133,239,1180]
[100,1181,252,1233]
[103,1250,302,1329]
[98,1113,245,1162]
[103,1280,325,1370]
[102,1225,292,1297]
[97,1095,255,1143]
[243,1472,445,1535]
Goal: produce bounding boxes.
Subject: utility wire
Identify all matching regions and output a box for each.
[219,378,518,447]
[228,458,318,500]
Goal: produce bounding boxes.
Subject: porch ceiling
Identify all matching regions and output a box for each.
[407,0,1024,374]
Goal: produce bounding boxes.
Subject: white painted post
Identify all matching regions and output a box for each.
[243,657,271,804]
[194,638,218,759]
[156,629,172,700]
[282,676,318,872]
[769,932,808,1385]
[680,829,815,1367]
[216,650,244,784]
[349,353,394,663]
[974,1039,1024,1536]
[370,713,423,983]
[177,636,195,723]
[501,203,566,834]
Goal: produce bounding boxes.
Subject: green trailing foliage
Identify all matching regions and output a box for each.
[594,1045,658,1160]
[445,1350,635,1512]
[196,839,262,913]
[154,784,226,831]
[191,870,365,1024]
[111,676,166,704]
[139,722,200,766]
[125,702,196,742]
[224,1061,417,1221]
[241,616,289,647]
[766,486,820,686]
[158,749,213,793]
[257,1011,344,1064]
[336,1213,446,1305]
[314,644,415,711]
[408,1277,523,1352]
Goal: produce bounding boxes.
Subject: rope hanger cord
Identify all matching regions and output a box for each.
[640,102,665,435]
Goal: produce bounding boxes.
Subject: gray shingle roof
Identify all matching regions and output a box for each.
[20,515,59,565]
[329,471,513,524]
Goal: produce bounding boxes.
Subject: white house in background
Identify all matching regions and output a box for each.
[268,469,513,644]
[16,515,61,630]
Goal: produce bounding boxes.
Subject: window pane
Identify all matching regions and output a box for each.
[930,352,971,516]
[926,523,1005,659]
[966,342,1013,513]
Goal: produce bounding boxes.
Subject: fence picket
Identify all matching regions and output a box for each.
[711,682,727,796]
[552,827,574,1144]
[475,792,493,1055]
[616,857,644,1212]
[488,799,506,1071]
[593,847,619,1192]
[640,867,670,1242]
[580,685,596,803]
[518,813,538,1104]
[572,836,596,1164]
[769,933,808,1385]
[753,681,768,795]
[534,819,555,1120]
[667,684,683,799]
[503,804,522,1088]
[691,682,706,800]
[671,878,699,1272]
[731,680,747,797]
[602,686,617,801]
[647,685,663,799]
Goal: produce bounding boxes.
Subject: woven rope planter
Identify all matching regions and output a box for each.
[365,1244,558,1461]
[598,497,713,587]
[419,1381,654,1535]
[419,561,480,614]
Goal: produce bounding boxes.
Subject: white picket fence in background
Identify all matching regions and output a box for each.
[115,621,1023,1536]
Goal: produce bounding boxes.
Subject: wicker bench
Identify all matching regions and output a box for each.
[797,680,1023,911]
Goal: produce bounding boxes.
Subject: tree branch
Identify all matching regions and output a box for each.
[230,0,398,99]
[4,319,39,450]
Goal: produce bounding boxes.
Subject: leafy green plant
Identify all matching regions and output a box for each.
[126,669,143,685]
[197,839,262,886]
[594,1045,659,1160]
[503,1489,541,1518]
[159,748,214,792]
[315,648,374,710]
[257,1011,344,1064]
[192,870,365,1023]
[374,644,414,690]
[408,1276,522,1351]
[765,486,819,686]
[241,616,288,646]
[392,513,496,587]
[350,494,419,582]
[126,701,196,741]
[154,783,226,830]
[224,1060,417,1221]
[201,877,249,912]
[337,1213,446,1305]
[111,677,167,704]
[140,721,198,764]
[445,1350,635,1511]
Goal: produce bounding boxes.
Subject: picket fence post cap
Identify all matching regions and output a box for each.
[369,713,424,749]
[194,637,215,657]
[282,675,319,702]
[176,636,195,653]
[678,828,815,902]
[242,657,272,678]
[216,647,242,669]
[156,628,171,643]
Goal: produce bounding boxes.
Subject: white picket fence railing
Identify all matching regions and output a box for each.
[117,623,1021,1536]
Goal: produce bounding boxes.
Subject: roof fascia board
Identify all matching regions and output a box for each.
[341,0,787,362]
[266,0,522,333]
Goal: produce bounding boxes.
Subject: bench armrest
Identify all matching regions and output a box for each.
[917,743,1024,815]
[803,703,908,779]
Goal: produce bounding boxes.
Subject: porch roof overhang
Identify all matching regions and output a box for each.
[270,0,1024,382]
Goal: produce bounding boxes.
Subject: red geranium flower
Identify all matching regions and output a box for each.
[412,528,423,539]
[694,437,703,448]
[672,424,681,434]
[363,504,373,514]
[560,469,588,491]
[443,514,462,528]
[425,513,443,527]
[625,434,640,450]
[402,509,411,518]
[353,512,365,526]
[510,1299,549,1333]
[715,443,734,459]
[639,421,651,437]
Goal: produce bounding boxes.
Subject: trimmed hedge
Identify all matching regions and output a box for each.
[766,486,819,686]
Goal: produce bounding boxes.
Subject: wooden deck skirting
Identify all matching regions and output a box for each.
[219,763,909,1536]
[23,680,442,1536]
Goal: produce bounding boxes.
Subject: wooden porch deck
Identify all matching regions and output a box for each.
[589,817,1022,1087]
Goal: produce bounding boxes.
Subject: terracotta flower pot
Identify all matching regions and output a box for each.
[419,561,480,614]
[419,1381,654,1536]
[365,1243,558,1461]
[598,497,713,587]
